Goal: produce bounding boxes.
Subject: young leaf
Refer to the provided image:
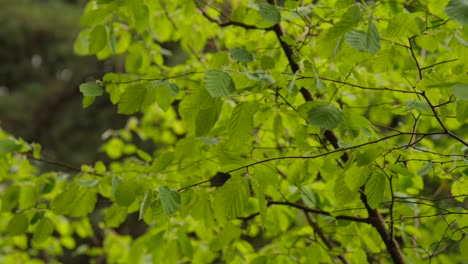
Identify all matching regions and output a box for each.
[227,102,259,147]
[8,213,29,236]
[258,3,281,24]
[445,0,468,25]
[88,25,107,53]
[365,172,386,209]
[229,48,254,63]
[405,100,430,112]
[212,175,249,220]
[151,151,174,173]
[114,178,138,207]
[139,190,151,220]
[0,138,21,155]
[205,70,236,97]
[307,105,343,130]
[117,84,152,114]
[159,186,181,215]
[80,82,104,96]
[33,217,54,243]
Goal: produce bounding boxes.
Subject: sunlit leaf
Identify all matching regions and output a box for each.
[8,213,28,236]
[365,172,386,209]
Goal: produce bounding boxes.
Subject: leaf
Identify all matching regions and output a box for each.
[195,99,223,137]
[159,186,181,215]
[212,175,249,221]
[345,20,380,53]
[445,0,468,25]
[51,181,97,217]
[456,99,468,122]
[155,83,173,111]
[80,7,113,26]
[226,102,259,147]
[1,185,20,212]
[229,48,254,63]
[0,138,21,155]
[79,82,104,96]
[82,96,95,108]
[405,100,430,112]
[334,175,357,205]
[151,151,174,173]
[365,172,386,209]
[139,190,151,220]
[8,213,29,236]
[417,162,434,176]
[160,81,179,96]
[258,3,281,24]
[452,83,468,100]
[307,105,343,130]
[114,178,138,207]
[117,84,154,114]
[33,217,54,243]
[356,146,382,166]
[461,238,468,259]
[104,204,128,227]
[205,70,236,97]
[88,25,107,53]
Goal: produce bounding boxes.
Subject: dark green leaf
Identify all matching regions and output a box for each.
[205,70,236,97]
[33,217,54,243]
[159,186,181,215]
[445,0,468,25]
[229,48,254,63]
[307,105,343,130]
[258,3,281,24]
[8,213,29,236]
[210,172,231,187]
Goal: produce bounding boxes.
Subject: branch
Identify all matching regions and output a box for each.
[103,72,202,85]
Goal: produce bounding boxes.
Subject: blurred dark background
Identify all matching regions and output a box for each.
[0,0,127,164]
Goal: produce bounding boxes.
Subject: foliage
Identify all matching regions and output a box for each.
[1,0,468,263]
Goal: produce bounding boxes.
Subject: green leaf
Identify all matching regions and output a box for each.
[456,99,468,122]
[78,179,99,187]
[461,238,468,259]
[307,105,343,130]
[405,100,430,112]
[159,186,181,215]
[30,211,45,225]
[82,96,96,108]
[258,3,281,24]
[8,213,29,236]
[195,100,222,137]
[51,181,97,217]
[365,172,386,209]
[88,25,108,53]
[104,204,128,227]
[445,0,468,25]
[117,84,155,114]
[356,146,382,166]
[345,20,380,53]
[212,175,249,221]
[155,83,173,111]
[229,48,254,63]
[114,178,138,207]
[160,81,179,96]
[33,217,54,243]
[80,82,104,96]
[151,151,174,173]
[452,83,468,100]
[80,7,113,26]
[0,138,21,155]
[417,162,434,176]
[139,190,151,220]
[334,175,357,205]
[205,70,236,97]
[1,185,20,212]
[227,102,259,147]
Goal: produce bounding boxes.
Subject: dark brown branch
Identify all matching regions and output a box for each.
[420,59,458,70]
[408,37,423,80]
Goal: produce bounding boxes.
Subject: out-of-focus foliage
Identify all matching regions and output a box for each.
[0,0,467,263]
